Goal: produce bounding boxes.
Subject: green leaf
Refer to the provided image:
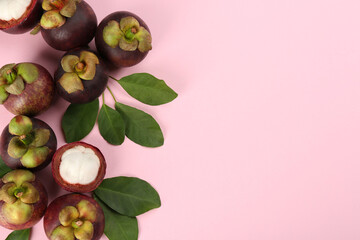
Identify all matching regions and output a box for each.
[115,103,164,147]
[0,155,12,178]
[94,195,138,240]
[117,73,177,105]
[61,99,99,143]
[98,104,125,145]
[94,176,161,217]
[6,228,31,240]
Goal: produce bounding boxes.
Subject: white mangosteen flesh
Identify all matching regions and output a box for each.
[59,145,100,185]
[0,0,31,21]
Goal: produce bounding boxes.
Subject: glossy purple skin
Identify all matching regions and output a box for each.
[44,194,105,240]
[54,48,108,104]
[0,0,43,34]
[95,11,151,68]
[41,1,97,51]
[0,118,57,171]
[0,176,48,230]
[3,63,55,116]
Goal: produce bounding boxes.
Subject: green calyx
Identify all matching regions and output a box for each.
[51,200,96,240]
[59,51,99,94]
[7,115,51,168]
[103,17,152,53]
[0,63,39,104]
[40,0,80,29]
[0,170,39,225]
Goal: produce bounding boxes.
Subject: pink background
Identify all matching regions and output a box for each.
[1,0,360,239]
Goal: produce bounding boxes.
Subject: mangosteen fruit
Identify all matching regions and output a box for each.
[44,193,105,240]
[54,48,108,104]
[0,0,43,34]
[0,115,57,171]
[52,142,106,193]
[0,62,55,116]
[0,169,48,230]
[39,0,97,51]
[95,11,152,68]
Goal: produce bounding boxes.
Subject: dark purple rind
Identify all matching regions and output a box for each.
[95,11,151,68]
[0,176,48,230]
[51,142,106,193]
[0,0,43,34]
[54,48,108,104]
[0,118,57,171]
[41,1,97,51]
[44,193,104,240]
[3,63,55,116]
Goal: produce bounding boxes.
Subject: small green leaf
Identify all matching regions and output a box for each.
[94,195,138,240]
[0,155,12,178]
[62,99,99,143]
[6,228,31,240]
[98,104,125,145]
[94,176,161,217]
[115,103,164,147]
[117,73,177,105]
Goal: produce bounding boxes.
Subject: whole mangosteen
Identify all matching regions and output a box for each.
[95,11,152,68]
[44,193,105,240]
[0,169,48,230]
[0,115,57,171]
[0,0,43,34]
[52,142,106,193]
[54,48,108,104]
[0,62,55,116]
[39,0,97,51]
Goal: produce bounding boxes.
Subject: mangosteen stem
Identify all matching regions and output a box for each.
[72,219,84,228]
[19,132,35,146]
[30,24,41,35]
[106,86,117,102]
[5,69,16,84]
[75,220,83,227]
[75,62,85,73]
[125,28,136,40]
[14,188,24,198]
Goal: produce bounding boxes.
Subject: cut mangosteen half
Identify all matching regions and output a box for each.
[0,0,43,34]
[52,142,106,193]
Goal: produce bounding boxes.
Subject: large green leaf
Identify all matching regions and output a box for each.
[115,103,164,147]
[98,104,125,145]
[94,195,138,240]
[0,155,12,178]
[61,99,99,143]
[117,73,177,105]
[6,229,31,240]
[94,176,161,217]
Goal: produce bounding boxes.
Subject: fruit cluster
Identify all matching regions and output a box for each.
[0,0,174,239]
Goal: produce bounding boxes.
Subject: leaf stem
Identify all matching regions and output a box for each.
[107,86,117,102]
[108,75,118,81]
[102,92,105,104]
